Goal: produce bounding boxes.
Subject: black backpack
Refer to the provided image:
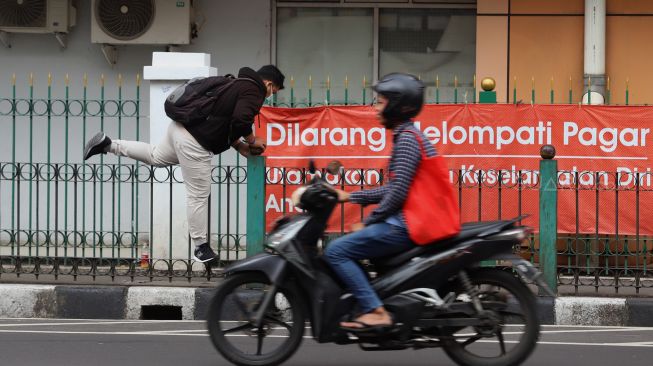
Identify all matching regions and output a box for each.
[164,75,238,125]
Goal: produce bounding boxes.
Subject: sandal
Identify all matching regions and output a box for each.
[340,320,395,333]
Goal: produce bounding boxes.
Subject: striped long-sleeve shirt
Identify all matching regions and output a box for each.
[350,121,437,226]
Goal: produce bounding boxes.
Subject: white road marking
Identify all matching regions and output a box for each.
[0,320,198,327]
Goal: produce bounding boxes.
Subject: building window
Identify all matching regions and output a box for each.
[275,3,476,105]
[276,7,374,105]
[379,8,476,102]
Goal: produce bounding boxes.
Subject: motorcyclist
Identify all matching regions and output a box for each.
[325,73,438,332]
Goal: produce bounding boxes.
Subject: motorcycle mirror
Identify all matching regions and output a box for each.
[308,159,317,174]
[326,160,343,175]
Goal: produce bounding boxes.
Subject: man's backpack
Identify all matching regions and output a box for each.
[164,75,237,125]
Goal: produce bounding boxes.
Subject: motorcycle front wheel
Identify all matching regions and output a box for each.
[207,272,306,366]
[440,269,540,366]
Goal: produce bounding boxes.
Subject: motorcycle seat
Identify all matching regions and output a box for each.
[372,221,513,269]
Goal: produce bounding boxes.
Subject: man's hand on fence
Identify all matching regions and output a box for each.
[249,136,267,156]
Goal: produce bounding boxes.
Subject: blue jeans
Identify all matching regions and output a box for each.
[324,222,414,314]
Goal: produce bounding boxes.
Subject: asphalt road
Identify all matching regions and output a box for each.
[0,319,651,366]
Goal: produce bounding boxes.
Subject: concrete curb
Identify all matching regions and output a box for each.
[1,284,652,326]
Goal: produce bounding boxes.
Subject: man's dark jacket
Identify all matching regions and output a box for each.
[184,67,266,154]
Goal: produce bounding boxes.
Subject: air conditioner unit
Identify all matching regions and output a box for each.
[91,0,193,45]
[0,0,76,34]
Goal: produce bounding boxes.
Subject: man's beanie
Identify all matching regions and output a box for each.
[257,65,285,90]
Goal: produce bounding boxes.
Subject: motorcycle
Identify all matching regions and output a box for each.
[207,161,554,366]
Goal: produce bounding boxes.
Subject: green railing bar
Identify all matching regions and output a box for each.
[246,156,266,257]
[550,77,554,104]
[513,77,517,104]
[326,76,331,106]
[568,76,572,104]
[290,76,295,108]
[626,78,630,105]
[308,76,313,107]
[29,74,34,257]
[236,147,241,257]
[539,149,558,295]
[117,74,122,259]
[218,153,222,258]
[454,76,458,104]
[135,74,141,261]
[472,75,477,104]
[362,76,367,105]
[64,75,69,258]
[47,73,52,257]
[606,76,611,105]
[436,76,440,104]
[344,76,349,106]
[149,168,153,261]
[11,74,16,251]
[588,75,592,105]
[531,77,535,104]
[100,75,105,259]
[169,165,173,262]
[82,74,88,258]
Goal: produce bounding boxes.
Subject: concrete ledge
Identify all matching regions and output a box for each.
[555,297,627,326]
[0,284,57,318]
[1,284,652,327]
[55,286,126,319]
[126,287,196,320]
[626,298,653,327]
[194,288,216,320]
[536,296,555,325]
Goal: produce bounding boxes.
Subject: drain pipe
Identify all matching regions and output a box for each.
[583,0,606,104]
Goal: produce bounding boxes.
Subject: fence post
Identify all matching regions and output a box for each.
[539,145,558,295]
[479,76,497,267]
[247,156,266,257]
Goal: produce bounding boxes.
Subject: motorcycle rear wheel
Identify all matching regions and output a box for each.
[207,272,306,366]
[441,269,540,366]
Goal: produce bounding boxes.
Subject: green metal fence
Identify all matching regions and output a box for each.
[1,72,652,290]
[0,74,248,282]
[267,74,636,107]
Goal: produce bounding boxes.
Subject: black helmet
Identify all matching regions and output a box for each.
[373,73,425,123]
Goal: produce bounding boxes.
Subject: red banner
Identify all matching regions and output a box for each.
[257,104,653,235]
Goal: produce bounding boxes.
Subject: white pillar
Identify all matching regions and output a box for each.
[583,0,606,104]
[143,52,217,261]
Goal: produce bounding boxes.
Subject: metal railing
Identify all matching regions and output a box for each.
[556,171,653,294]
[1,72,651,291]
[267,74,637,106]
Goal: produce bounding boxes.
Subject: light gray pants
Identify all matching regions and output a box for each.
[109,122,213,247]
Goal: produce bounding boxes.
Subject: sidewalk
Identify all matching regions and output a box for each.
[1,277,653,326]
